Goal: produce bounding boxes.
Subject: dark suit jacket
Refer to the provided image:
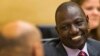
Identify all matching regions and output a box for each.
[44,38,100,56]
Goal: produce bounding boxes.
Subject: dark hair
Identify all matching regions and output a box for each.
[71,0,86,5]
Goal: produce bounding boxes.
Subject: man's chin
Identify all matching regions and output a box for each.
[67,43,84,49]
[68,39,85,49]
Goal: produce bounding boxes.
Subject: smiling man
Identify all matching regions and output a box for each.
[44,1,100,56]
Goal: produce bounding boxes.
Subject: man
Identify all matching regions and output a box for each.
[0,20,44,56]
[44,1,100,56]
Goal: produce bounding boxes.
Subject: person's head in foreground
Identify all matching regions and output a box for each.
[0,20,43,56]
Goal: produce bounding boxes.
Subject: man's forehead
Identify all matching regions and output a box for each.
[67,6,82,15]
[56,7,84,21]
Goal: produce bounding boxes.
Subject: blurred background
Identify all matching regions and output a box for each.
[0,0,69,27]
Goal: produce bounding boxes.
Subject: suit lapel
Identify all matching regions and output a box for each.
[56,42,68,56]
[87,40,99,56]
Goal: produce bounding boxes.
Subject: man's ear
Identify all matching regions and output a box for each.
[86,15,89,23]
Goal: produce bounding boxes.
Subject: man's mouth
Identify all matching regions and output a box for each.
[71,36,81,41]
[72,36,81,40]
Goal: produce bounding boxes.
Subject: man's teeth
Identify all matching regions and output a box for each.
[72,36,81,40]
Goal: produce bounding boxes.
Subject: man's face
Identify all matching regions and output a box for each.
[56,7,88,49]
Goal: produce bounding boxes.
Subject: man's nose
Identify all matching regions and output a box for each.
[69,25,79,35]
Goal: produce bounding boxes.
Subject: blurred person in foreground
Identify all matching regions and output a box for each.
[71,0,100,40]
[0,20,44,56]
[44,1,100,56]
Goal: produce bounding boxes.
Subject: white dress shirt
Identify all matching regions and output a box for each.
[63,43,89,56]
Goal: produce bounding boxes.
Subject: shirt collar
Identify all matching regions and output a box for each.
[63,43,89,56]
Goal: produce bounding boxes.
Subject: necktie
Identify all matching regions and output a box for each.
[78,51,87,56]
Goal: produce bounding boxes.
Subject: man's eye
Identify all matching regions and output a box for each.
[75,21,83,26]
[60,25,68,30]
[77,22,83,26]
